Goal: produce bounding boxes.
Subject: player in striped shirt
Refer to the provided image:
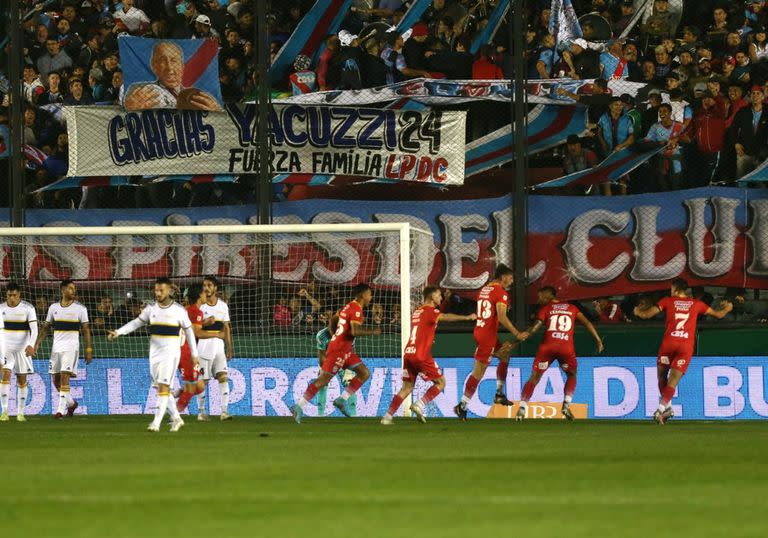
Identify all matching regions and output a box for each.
[33,280,92,419]
[0,283,38,422]
[108,278,199,432]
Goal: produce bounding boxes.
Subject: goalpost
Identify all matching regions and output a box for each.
[0,223,434,417]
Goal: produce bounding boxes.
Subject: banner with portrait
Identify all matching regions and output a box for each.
[118,36,224,111]
[64,104,467,184]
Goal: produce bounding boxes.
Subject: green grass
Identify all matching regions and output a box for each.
[3,417,767,538]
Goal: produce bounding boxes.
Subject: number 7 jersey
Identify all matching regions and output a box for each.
[473,283,509,344]
[657,296,709,351]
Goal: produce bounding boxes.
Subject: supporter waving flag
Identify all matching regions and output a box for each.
[549,0,583,51]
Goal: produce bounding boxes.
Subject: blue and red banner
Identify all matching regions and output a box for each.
[534,145,664,189]
[271,0,354,82]
[118,36,223,111]
[736,158,768,185]
[465,105,587,177]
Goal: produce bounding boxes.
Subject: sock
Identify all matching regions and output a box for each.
[197,391,207,415]
[521,380,537,403]
[386,394,404,417]
[563,394,573,406]
[18,386,28,414]
[57,389,69,414]
[299,383,321,409]
[519,400,528,411]
[417,384,442,408]
[496,362,508,393]
[166,394,181,421]
[316,369,328,416]
[155,392,170,425]
[341,377,363,400]
[564,376,577,403]
[658,384,676,413]
[0,381,9,413]
[66,393,75,406]
[460,375,480,406]
[219,380,230,414]
[177,391,194,412]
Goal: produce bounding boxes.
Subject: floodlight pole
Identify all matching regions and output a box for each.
[510,0,529,330]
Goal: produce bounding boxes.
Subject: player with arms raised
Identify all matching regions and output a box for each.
[454,265,527,420]
[33,280,92,419]
[381,287,476,425]
[634,278,733,424]
[176,283,222,413]
[197,275,234,421]
[108,278,199,432]
[516,286,603,421]
[0,283,38,422]
[291,283,381,423]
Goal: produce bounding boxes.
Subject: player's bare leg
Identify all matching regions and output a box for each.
[0,368,11,421]
[333,364,369,417]
[657,365,674,420]
[517,370,543,420]
[216,372,232,421]
[561,369,577,421]
[292,371,334,423]
[494,343,515,405]
[382,381,414,425]
[455,361,488,420]
[654,368,682,424]
[16,374,28,421]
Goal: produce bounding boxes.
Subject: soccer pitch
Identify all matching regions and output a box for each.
[3,417,767,538]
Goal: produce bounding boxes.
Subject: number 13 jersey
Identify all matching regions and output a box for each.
[473,284,509,346]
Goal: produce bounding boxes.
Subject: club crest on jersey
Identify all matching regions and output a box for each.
[677,359,686,367]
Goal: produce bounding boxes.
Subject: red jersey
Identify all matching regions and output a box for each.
[404,305,440,359]
[327,300,364,354]
[657,296,709,350]
[536,301,580,349]
[598,301,626,323]
[181,304,204,356]
[473,283,509,344]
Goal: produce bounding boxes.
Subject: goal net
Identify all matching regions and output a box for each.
[0,223,434,417]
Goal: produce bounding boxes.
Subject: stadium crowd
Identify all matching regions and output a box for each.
[2,1,768,206]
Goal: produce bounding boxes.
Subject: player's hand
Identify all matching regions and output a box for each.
[722,300,734,313]
[191,356,200,367]
[468,313,477,321]
[124,85,162,109]
[25,345,35,357]
[107,330,119,341]
[596,339,604,353]
[203,316,216,326]
[85,348,93,364]
[226,348,233,360]
[188,91,221,111]
[517,331,529,341]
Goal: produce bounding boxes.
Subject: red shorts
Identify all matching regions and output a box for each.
[474,338,503,365]
[533,344,577,373]
[178,351,199,383]
[657,341,693,374]
[402,354,442,383]
[322,349,363,374]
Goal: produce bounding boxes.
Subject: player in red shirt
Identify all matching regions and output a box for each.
[454,264,528,421]
[291,284,381,423]
[516,286,603,420]
[634,278,732,424]
[381,286,477,425]
[176,283,223,413]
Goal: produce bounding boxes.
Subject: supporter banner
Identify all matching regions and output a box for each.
[465,105,587,177]
[534,145,664,189]
[271,0,353,81]
[65,105,466,184]
[2,357,766,420]
[550,0,582,50]
[17,187,768,300]
[273,78,651,107]
[150,175,237,184]
[119,37,223,111]
[470,0,511,54]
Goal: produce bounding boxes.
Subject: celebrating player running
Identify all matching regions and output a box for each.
[516,286,603,421]
[381,286,476,425]
[108,278,199,432]
[292,283,381,423]
[454,265,527,421]
[634,278,733,424]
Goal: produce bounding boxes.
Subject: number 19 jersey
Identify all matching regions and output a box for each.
[536,301,580,350]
